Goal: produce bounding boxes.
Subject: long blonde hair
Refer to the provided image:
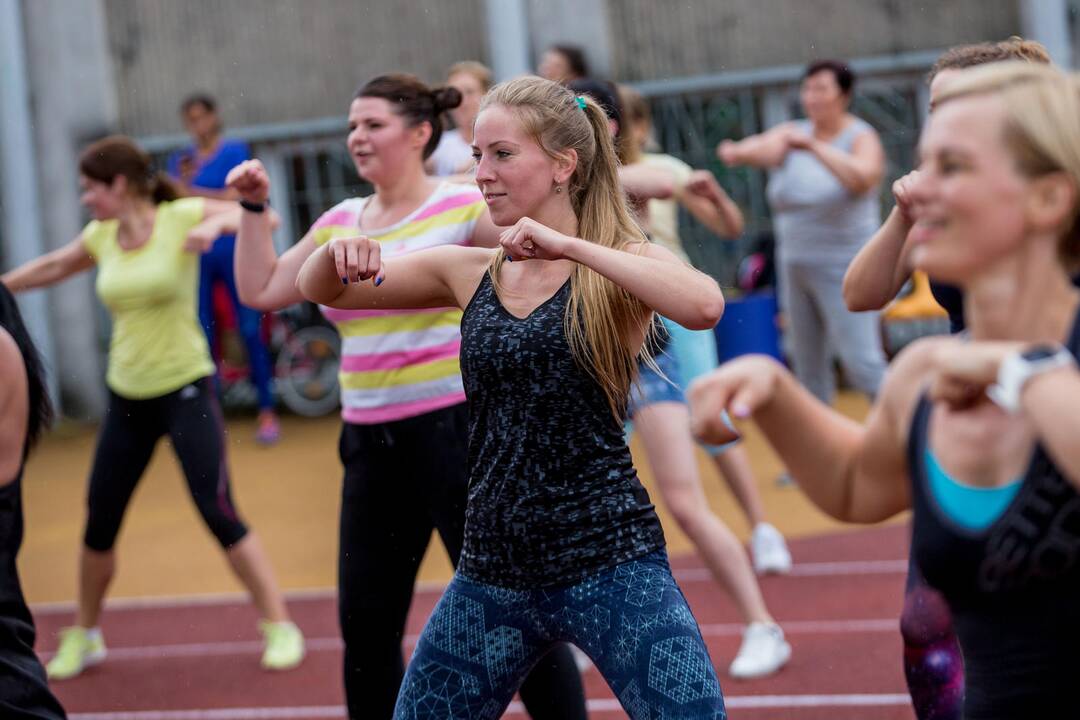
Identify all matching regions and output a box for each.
[480,76,651,418]
[934,62,1080,270]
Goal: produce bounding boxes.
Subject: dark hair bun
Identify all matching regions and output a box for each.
[433,86,463,113]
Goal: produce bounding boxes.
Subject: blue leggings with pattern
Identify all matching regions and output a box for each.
[394,549,726,719]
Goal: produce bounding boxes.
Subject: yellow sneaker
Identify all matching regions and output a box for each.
[258,620,304,671]
[46,626,106,680]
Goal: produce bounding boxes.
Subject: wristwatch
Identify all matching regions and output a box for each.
[987,344,1076,413]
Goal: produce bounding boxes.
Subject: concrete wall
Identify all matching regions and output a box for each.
[105,0,488,136]
[608,0,1021,81]
[21,0,116,418]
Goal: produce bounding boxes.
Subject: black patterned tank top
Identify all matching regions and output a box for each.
[908,309,1080,719]
[457,271,666,588]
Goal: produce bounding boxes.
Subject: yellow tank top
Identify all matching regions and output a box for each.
[82,197,215,399]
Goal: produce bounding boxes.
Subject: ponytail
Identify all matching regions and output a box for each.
[481,77,652,420]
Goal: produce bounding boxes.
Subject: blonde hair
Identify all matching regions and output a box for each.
[447,61,493,92]
[618,84,650,165]
[935,62,1080,269]
[480,76,651,419]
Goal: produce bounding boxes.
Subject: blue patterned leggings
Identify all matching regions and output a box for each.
[394,550,726,719]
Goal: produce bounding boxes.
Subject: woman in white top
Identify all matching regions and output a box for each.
[427,61,492,178]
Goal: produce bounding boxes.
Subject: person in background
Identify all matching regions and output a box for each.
[538,44,589,85]
[427,61,492,177]
[620,84,792,577]
[168,94,281,445]
[719,59,888,405]
[3,135,302,681]
[0,283,67,718]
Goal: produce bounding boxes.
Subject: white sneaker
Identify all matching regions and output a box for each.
[751,522,792,575]
[729,622,791,679]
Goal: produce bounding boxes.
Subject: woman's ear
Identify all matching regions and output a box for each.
[412,121,434,153]
[553,148,578,186]
[111,174,129,197]
[1026,171,1078,237]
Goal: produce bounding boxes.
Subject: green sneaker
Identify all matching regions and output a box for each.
[259,620,304,671]
[46,626,106,680]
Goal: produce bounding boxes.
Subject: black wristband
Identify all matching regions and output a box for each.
[239,199,267,213]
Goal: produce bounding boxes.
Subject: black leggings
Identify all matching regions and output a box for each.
[337,404,586,720]
[83,378,248,552]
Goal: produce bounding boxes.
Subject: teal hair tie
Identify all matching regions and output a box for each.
[575,96,587,110]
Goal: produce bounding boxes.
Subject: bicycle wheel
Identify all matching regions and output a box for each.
[276,325,341,417]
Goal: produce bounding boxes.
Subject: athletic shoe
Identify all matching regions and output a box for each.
[259,620,305,670]
[255,412,281,446]
[729,622,791,679]
[46,626,106,680]
[751,522,792,575]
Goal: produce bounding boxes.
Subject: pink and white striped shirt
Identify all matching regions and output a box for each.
[311,182,486,424]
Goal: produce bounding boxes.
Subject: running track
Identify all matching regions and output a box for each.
[34,524,915,719]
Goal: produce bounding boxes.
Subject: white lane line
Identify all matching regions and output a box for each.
[38,618,897,663]
[68,694,912,719]
[33,559,906,617]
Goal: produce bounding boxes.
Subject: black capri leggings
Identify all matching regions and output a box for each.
[83,378,248,552]
[337,403,586,720]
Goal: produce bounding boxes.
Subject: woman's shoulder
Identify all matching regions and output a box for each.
[311,197,369,231]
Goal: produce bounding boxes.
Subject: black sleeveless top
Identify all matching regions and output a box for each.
[908,310,1080,719]
[929,280,965,334]
[458,272,666,588]
[0,472,67,719]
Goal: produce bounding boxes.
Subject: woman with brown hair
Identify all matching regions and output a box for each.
[298,75,728,719]
[719,59,888,405]
[229,74,586,719]
[1,136,303,681]
[691,61,1080,719]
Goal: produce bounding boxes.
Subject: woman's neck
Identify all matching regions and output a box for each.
[371,162,437,210]
[965,243,1080,343]
[116,198,157,240]
[196,133,221,156]
[812,112,848,139]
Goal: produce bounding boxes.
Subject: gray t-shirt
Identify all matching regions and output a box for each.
[766,117,881,263]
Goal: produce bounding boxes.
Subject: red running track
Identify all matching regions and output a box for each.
[33,524,916,720]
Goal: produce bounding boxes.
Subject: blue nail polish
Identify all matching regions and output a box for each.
[507,256,513,262]
[341,277,348,285]
[375,276,383,287]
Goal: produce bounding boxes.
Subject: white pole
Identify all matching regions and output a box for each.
[485,0,532,81]
[0,0,58,402]
[1020,0,1072,68]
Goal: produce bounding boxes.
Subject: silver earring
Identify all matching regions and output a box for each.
[555,185,563,194]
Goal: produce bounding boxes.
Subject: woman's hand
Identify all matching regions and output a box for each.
[327,236,386,286]
[929,341,1023,410]
[687,355,785,444]
[716,139,738,166]
[184,222,221,253]
[684,170,721,201]
[892,170,920,224]
[784,128,815,151]
[500,217,578,262]
[226,160,271,204]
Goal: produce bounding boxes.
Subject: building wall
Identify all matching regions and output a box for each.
[609,0,1021,81]
[105,0,1024,137]
[105,0,488,136]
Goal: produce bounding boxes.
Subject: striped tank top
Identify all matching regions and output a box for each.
[310,182,487,425]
